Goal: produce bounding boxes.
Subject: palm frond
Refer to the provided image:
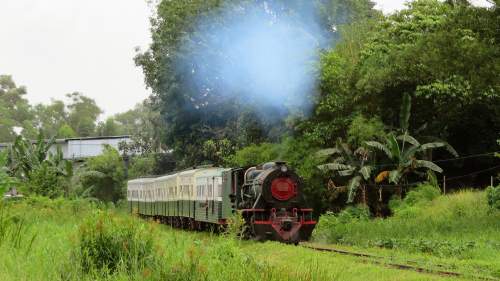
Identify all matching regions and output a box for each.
[340,143,354,161]
[318,163,353,172]
[365,141,393,159]
[397,134,420,146]
[347,176,362,203]
[415,160,443,173]
[388,170,402,184]
[420,142,446,151]
[332,156,345,163]
[338,169,356,177]
[315,148,340,157]
[387,134,401,160]
[402,145,420,161]
[444,143,459,157]
[360,166,373,180]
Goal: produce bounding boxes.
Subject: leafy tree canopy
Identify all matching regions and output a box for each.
[136,0,378,167]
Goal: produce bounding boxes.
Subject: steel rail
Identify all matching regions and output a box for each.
[301,243,499,281]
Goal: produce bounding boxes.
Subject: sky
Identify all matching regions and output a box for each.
[0,0,492,118]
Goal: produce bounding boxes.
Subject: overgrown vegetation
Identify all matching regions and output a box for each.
[313,189,500,277]
[0,198,465,281]
[5,132,73,198]
[74,146,126,203]
[74,211,155,274]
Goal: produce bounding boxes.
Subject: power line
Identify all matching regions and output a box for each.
[366,165,500,188]
[368,151,498,169]
[433,152,499,163]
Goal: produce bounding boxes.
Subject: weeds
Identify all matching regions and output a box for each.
[0,202,36,251]
[313,190,500,260]
[73,210,156,274]
[0,196,492,280]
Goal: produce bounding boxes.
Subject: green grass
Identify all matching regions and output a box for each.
[313,189,500,279]
[0,197,463,281]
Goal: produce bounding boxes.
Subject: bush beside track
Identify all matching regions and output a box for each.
[312,187,500,279]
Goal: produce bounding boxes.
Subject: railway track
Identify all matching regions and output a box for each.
[301,243,498,281]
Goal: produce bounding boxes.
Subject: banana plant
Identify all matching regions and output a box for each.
[366,133,458,185]
[9,131,72,180]
[317,141,374,204]
[9,132,56,179]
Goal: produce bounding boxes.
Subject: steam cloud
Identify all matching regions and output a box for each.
[176,1,329,116]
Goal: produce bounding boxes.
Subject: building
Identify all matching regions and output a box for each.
[0,135,131,160]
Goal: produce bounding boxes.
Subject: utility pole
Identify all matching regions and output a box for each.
[443,176,446,195]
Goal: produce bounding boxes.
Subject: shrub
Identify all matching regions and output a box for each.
[389,183,441,215]
[77,146,125,202]
[74,210,155,274]
[486,185,500,211]
[25,162,67,198]
[127,155,156,179]
[313,205,370,243]
[404,183,441,206]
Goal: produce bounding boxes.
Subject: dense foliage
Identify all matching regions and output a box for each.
[75,146,126,203]
[306,0,499,167]
[132,0,499,212]
[6,132,72,198]
[1,0,498,212]
[135,0,379,167]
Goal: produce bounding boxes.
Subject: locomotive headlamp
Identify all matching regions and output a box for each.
[280,165,288,173]
[270,177,296,201]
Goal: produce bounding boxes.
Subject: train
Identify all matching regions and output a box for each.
[127,161,316,244]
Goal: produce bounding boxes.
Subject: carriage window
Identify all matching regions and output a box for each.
[217,184,222,197]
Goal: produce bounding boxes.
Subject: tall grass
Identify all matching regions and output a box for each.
[0,197,454,281]
[313,187,500,277]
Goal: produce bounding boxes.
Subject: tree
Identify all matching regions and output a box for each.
[317,142,374,204]
[8,131,72,198]
[66,92,102,137]
[57,124,77,138]
[313,0,499,155]
[96,117,121,137]
[136,0,378,167]
[366,133,458,186]
[32,99,68,138]
[77,145,125,202]
[0,75,34,142]
[113,100,164,155]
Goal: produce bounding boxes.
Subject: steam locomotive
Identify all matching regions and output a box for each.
[127,162,316,243]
